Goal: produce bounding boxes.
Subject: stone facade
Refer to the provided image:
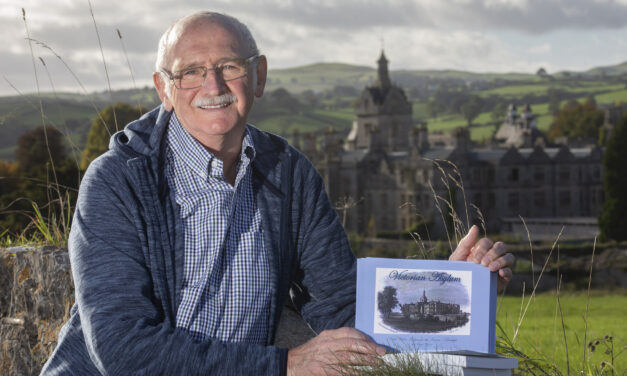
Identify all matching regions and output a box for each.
[303,51,605,239]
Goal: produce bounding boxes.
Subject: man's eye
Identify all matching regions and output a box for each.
[183,68,202,76]
[221,63,240,71]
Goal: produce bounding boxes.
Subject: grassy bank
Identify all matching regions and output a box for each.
[496,291,627,374]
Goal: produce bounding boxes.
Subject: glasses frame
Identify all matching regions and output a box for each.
[161,54,260,90]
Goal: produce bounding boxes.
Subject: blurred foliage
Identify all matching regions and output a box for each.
[599,113,627,241]
[547,97,604,142]
[80,102,144,170]
[1,125,79,240]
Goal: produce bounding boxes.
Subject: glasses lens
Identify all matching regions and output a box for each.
[178,67,206,89]
[173,57,255,88]
[220,60,247,81]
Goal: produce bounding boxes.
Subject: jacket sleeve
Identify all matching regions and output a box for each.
[289,153,357,333]
[66,155,286,375]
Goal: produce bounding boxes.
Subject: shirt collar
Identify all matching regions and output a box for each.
[166,111,256,183]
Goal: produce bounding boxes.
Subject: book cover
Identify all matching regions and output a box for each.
[356,258,497,353]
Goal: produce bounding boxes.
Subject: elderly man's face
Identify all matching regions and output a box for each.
[154,21,266,149]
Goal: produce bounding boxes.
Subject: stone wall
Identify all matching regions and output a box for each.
[0,246,74,376]
[0,246,314,375]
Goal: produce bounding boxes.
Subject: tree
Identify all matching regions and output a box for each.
[599,114,627,241]
[5,126,78,236]
[427,97,444,119]
[490,102,508,126]
[15,125,67,173]
[547,88,566,115]
[81,103,144,170]
[377,286,398,318]
[547,97,604,142]
[460,95,483,127]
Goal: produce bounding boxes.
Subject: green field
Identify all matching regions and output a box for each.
[496,292,627,374]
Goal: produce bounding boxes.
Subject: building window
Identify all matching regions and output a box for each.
[533,191,545,208]
[559,166,570,182]
[593,166,601,180]
[508,168,519,182]
[533,167,545,183]
[472,168,481,184]
[559,190,571,207]
[488,192,496,208]
[473,192,482,209]
[488,168,495,183]
[507,192,519,210]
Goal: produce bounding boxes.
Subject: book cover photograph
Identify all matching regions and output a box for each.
[356,258,497,353]
[374,268,472,335]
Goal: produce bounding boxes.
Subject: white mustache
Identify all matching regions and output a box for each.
[194,94,237,107]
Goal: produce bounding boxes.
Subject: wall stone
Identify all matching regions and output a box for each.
[0,246,74,376]
[0,246,314,374]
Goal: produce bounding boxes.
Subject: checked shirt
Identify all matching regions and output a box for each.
[165,112,271,344]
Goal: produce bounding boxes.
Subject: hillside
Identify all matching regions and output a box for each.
[1,60,626,160]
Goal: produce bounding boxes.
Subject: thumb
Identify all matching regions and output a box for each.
[449,225,478,261]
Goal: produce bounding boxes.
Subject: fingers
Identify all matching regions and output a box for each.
[497,267,513,293]
[287,328,386,376]
[323,330,386,356]
[321,327,371,342]
[469,237,494,264]
[499,267,513,283]
[449,225,479,261]
[486,250,515,272]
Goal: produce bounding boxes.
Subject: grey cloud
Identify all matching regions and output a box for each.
[165,0,627,33]
[428,0,627,33]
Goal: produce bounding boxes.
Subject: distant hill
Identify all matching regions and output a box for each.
[584,61,627,77]
[1,59,627,161]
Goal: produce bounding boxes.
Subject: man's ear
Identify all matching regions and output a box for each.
[254,55,267,98]
[153,72,174,111]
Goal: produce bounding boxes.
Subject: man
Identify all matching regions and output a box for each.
[42,11,513,375]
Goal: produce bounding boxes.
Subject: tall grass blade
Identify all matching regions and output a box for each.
[87,0,119,131]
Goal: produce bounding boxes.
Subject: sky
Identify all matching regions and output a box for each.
[2,0,627,96]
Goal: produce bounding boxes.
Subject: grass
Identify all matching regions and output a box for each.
[497,292,627,374]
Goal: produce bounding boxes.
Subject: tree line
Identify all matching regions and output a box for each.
[1,98,626,242]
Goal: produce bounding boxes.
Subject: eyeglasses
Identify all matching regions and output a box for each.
[161,55,259,90]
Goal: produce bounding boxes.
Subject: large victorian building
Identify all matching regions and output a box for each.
[302,52,604,240]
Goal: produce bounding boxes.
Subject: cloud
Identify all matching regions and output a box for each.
[527,42,552,54]
[424,0,627,33]
[2,0,627,96]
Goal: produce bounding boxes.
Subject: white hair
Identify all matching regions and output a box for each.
[155,11,259,73]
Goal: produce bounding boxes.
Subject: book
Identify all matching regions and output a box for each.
[356,258,497,353]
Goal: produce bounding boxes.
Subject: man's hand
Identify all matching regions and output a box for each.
[286,327,385,376]
[449,225,515,292]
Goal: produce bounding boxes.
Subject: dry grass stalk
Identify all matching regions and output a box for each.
[87,0,119,131]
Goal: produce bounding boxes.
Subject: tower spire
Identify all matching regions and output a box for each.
[377,49,391,90]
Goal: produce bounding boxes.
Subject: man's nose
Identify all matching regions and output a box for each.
[200,69,225,94]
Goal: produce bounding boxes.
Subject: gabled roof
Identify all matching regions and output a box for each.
[499,147,526,165]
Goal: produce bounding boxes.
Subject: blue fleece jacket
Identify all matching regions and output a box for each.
[41,106,356,375]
